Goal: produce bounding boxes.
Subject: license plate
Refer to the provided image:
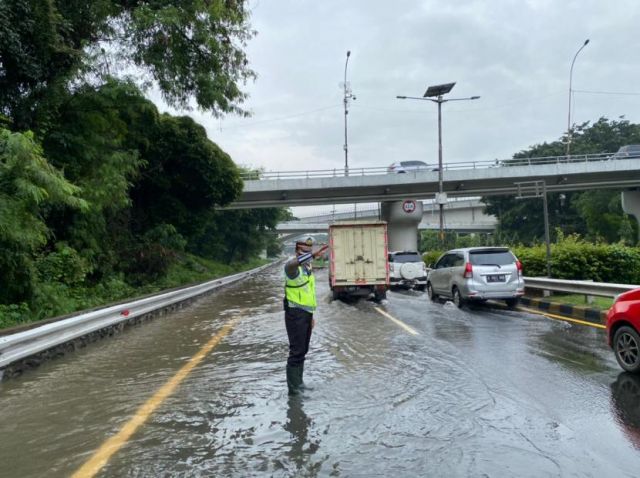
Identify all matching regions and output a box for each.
[487,275,506,283]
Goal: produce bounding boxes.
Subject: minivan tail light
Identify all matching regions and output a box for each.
[516,260,523,277]
[463,262,473,278]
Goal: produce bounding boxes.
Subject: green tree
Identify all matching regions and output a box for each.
[483,118,640,244]
[573,189,635,243]
[192,207,289,264]
[43,80,149,211]
[0,128,86,302]
[130,113,243,239]
[39,80,158,278]
[0,0,255,129]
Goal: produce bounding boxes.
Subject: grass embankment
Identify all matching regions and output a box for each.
[547,293,613,311]
[0,254,270,331]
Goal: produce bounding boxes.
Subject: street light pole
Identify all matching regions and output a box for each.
[437,96,444,239]
[343,51,356,177]
[566,39,590,156]
[397,83,480,246]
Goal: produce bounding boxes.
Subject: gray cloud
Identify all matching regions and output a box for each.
[156,0,640,214]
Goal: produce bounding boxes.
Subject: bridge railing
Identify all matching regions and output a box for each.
[241,152,628,180]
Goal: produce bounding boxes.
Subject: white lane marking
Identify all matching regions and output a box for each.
[374,307,419,335]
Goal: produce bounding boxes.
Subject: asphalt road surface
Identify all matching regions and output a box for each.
[1,266,639,477]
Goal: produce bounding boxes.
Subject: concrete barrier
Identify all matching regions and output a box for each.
[519,296,608,326]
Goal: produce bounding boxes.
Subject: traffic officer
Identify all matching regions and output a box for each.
[284,237,328,395]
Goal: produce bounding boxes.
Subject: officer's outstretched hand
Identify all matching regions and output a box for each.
[313,244,329,258]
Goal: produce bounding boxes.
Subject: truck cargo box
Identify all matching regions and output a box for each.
[329,221,389,300]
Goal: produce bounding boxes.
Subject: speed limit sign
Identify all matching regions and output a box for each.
[402,200,417,213]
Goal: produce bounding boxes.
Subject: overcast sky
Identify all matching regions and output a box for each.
[159,0,640,216]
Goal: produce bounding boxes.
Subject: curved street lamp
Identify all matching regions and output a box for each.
[566,39,590,156]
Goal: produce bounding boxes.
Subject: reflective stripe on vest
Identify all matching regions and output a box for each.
[285,266,316,312]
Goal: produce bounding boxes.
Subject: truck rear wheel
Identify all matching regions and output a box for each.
[374,290,387,301]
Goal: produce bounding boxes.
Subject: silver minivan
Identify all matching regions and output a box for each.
[426,247,525,308]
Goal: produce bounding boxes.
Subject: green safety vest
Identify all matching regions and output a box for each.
[285,266,316,312]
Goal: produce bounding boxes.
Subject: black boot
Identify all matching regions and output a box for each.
[286,365,303,395]
[299,362,314,391]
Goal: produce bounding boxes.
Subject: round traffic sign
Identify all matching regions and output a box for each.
[402,200,417,213]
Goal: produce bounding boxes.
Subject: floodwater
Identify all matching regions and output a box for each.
[1,266,639,477]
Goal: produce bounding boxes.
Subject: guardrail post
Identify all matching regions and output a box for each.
[584,279,594,304]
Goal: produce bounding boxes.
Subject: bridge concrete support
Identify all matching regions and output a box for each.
[622,190,640,240]
[380,200,423,252]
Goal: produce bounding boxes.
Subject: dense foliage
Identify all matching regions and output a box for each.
[513,234,640,284]
[0,2,288,328]
[421,233,640,285]
[0,0,255,129]
[483,118,640,244]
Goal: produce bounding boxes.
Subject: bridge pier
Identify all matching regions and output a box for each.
[380,200,423,252]
[622,190,640,240]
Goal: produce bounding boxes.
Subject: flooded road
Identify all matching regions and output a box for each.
[1,266,640,477]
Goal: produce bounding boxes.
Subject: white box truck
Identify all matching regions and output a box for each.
[329,221,389,301]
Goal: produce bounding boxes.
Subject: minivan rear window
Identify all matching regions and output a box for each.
[469,250,515,266]
[390,252,421,263]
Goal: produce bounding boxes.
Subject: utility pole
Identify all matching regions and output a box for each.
[343,51,356,177]
[515,180,552,277]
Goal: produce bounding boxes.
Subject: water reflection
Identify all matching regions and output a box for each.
[284,396,321,476]
[610,372,640,450]
[530,325,609,374]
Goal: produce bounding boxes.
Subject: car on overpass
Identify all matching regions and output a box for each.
[387,160,429,173]
[611,145,640,160]
[607,289,640,373]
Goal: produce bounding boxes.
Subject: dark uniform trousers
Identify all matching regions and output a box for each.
[284,301,313,367]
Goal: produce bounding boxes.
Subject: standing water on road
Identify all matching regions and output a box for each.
[0,267,639,477]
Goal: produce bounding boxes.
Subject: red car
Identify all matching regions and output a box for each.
[607,288,640,373]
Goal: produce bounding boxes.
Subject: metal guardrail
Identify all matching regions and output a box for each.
[524,277,639,298]
[0,262,276,371]
[240,152,638,181]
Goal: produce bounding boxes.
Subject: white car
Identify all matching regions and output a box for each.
[388,251,428,290]
[388,161,429,173]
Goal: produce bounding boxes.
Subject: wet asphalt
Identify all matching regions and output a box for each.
[0,266,639,477]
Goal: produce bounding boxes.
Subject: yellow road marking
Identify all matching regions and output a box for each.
[72,318,239,478]
[374,307,419,335]
[519,306,606,329]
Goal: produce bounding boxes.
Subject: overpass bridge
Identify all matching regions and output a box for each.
[231,153,640,209]
[277,199,497,239]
